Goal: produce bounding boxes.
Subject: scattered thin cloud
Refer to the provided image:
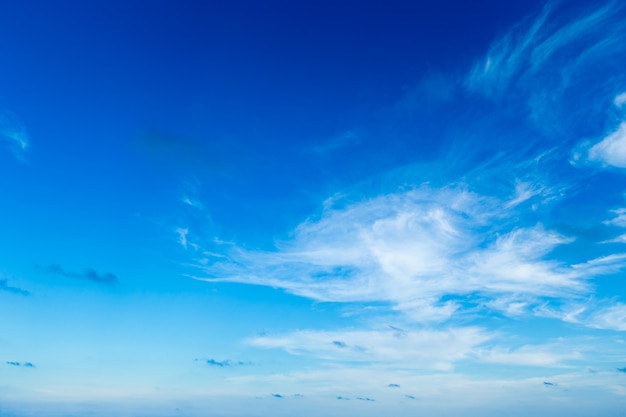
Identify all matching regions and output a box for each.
[0,110,29,159]
[615,92,626,108]
[249,327,489,370]
[5,361,34,368]
[196,358,247,367]
[0,278,29,296]
[176,228,189,249]
[586,303,626,331]
[604,209,626,227]
[466,2,625,99]
[477,344,581,367]
[534,300,626,331]
[45,264,118,285]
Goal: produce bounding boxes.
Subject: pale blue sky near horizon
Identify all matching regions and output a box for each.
[2,1,626,416]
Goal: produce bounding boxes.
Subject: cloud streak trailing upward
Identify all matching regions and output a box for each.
[45,264,118,285]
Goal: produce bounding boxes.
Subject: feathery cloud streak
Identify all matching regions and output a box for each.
[195,185,622,323]
[466,2,626,99]
[250,326,489,370]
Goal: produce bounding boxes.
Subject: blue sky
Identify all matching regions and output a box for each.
[2,0,626,415]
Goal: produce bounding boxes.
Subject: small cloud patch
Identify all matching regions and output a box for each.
[45,264,118,285]
[196,358,247,367]
[6,361,35,368]
[0,279,29,296]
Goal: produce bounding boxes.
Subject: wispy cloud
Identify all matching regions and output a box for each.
[194,184,619,323]
[588,122,626,168]
[250,326,490,370]
[587,303,626,331]
[604,209,626,227]
[0,278,29,296]
[476,344,582,367]
[466,0,626,147]
[0,110,29,159]
[176,228,189,249]
[466,2,626,98]
[45,264,118,285]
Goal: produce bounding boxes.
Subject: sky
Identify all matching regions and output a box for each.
[1,0,626,415]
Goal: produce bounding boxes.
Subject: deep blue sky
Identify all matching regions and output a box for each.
[2,1,626,416]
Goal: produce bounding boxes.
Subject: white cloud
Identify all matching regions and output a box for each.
[194,184,622,323]
[250,327,586,370]
[250,326,489,370]
[604,208,626,227]
[588,303,626,331]
[588,122,626,168]
[477,344,582,367]
[176,228,189,249]
[604,234,626,244]
[615,92,626,108]
[505,181,543,208]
